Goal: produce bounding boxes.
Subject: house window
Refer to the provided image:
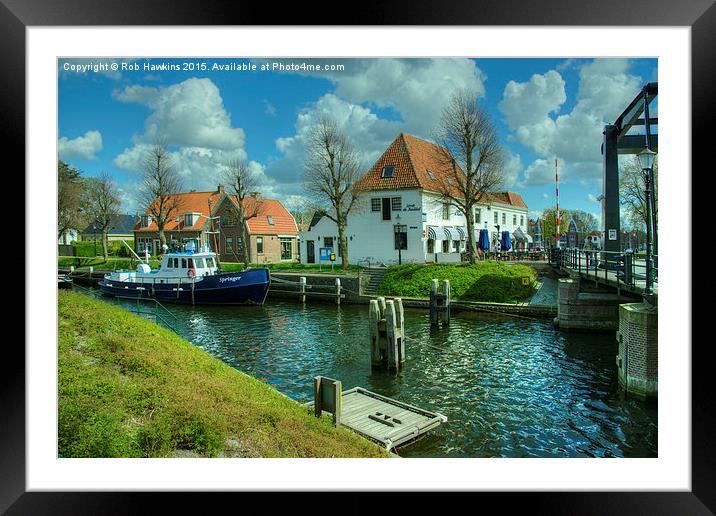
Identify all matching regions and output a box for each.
[323,236,334,252]
[381,165,395,178]
[442,203,450,220]
[256,237,264,254]
[391,197,402,212]
[267,216,275,225]
[475,208,482,224]
[382,198,391,221]
[442,240,450,253]
[427,169,436,181]
[494,212,498,224]
[371,198,381,212]
[502,213,506,225]
[520,215,524,226]
[513,214,517,226]
[226,236,233,254]
[184,213,194,227]
[280,238,292,260]
[221,216,234,227]
[141,215,150,227]
[427,239,435,253]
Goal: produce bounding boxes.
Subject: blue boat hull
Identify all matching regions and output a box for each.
[98,268,270,305]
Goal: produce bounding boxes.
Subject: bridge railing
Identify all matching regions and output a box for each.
[548,247,658,292]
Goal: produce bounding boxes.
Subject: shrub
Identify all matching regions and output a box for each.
[377,261,537,303]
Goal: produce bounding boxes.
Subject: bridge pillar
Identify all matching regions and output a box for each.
[602,124,621,254]
[555,277,631,331]
[616,302,658,398]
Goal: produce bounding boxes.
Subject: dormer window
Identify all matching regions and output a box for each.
[381,165,395,178]
[267,215,275,225]
[184,213,194,227]
[141,215,151,227]
[427,169,436,181]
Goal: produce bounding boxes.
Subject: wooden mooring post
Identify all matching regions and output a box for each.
[335,278,341,306]
[369,297,405,370]
[429,279,450,327]
[313,376,342,426]
[299,276,306,304]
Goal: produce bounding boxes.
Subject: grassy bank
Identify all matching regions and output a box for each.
[58,290,389,458]
[377,261,537,303]
[58,256,161,270]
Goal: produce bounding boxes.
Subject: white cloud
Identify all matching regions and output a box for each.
[266,93,402,197]
[262,100,277,117]
[113,78,245,150]
[499,59,644,185]
[501,147,523,188]
[58,130,103,160]
[113,78,255,199]
[521,158,558,187]
[499,70,566,128]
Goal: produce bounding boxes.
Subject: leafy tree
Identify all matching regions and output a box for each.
[58,160,88,242]
[540,207,572,248]
[619,155,658,231]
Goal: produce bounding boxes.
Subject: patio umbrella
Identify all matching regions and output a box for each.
[478,229,490,251]
[501,231,512,251]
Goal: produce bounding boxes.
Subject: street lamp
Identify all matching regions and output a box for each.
[394,213,405,265]
[637,148,657,296]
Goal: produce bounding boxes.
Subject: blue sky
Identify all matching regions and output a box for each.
[58,57,657,221]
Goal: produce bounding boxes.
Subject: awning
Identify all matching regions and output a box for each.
[512,227,529,242]
[427,225,440,240]
[455,226,467,240]
[443,227,459,241]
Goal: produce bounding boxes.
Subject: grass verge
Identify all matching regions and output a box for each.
[377,261,537,303]
[58,290,390,458]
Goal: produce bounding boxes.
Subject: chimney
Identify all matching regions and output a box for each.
[217,185,225,194]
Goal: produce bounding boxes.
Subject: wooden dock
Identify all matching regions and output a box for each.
[337,387,447,450]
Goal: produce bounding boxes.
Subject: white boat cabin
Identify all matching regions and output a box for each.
[105,247,220,285]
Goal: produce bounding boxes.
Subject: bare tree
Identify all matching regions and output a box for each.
[139,140,183,251]
[58,160,88,242]
[223,159,263,264]
[433,90,505,263]
[85,172,121,261]
[303,116,361,270]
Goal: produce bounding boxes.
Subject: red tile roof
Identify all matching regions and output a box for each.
[135,190,222,232]
[355,132,527,210]
[231,196,298,236]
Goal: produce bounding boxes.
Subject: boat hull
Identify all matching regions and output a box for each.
[97,269,270,305]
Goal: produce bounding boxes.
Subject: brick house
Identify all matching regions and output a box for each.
[211,192,299,265]
[134,186,298,264]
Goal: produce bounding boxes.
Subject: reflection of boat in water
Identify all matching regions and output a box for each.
[98,242,270,305]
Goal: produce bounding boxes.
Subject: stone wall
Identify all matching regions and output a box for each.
[616,302,658,398]
[556,278,631,331]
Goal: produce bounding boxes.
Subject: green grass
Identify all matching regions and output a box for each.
[58,290,390,458]
[377,261,537,303]
[262,262,361,275]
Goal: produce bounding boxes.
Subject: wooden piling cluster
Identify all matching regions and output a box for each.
[429,279,451,327]
[369,296,405,370]
[269,276,344,304]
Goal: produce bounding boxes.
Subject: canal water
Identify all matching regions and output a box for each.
[110,295,657,458]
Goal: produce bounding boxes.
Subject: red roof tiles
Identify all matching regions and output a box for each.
[355,132,527,209]
[134,190,222,232]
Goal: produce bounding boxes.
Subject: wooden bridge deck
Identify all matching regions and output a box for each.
[339,387,447,450]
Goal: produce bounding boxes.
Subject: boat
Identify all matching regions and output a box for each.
[98,242,270,305]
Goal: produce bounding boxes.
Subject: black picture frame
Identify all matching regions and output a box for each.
[6,0,708,513]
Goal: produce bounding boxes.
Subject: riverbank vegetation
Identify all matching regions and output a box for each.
[377,261,537,303]
[58,290,389,458]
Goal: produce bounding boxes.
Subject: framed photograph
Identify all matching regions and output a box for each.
[9,0,710,512]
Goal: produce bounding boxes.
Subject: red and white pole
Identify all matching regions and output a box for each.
[555,158,560,248]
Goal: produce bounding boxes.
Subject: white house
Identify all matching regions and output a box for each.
[299,133,529,265]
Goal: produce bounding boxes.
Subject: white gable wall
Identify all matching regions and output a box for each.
[298,189,529,265]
